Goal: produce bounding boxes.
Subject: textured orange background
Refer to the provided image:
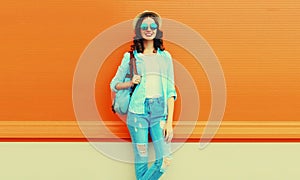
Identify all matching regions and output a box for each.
[1,1,299,127]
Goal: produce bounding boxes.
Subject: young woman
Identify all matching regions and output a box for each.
[110,11,176,180]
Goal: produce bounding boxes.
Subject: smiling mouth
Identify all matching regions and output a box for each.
[145,33,153,37]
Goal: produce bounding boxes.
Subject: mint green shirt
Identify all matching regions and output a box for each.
[110,49,177,115]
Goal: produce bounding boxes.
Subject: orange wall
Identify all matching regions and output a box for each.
[1,0,299,124]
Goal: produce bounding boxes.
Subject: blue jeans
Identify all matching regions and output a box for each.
[127,97,172,180]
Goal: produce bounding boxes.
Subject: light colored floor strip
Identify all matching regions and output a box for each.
[0,142,300,180]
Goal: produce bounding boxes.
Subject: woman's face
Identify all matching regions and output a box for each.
[140,17,158,41]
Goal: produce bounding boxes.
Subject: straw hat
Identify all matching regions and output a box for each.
[132,10,162,30]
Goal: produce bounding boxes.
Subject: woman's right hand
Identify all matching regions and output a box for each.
[115,75,141,90]
[132,74,142,85]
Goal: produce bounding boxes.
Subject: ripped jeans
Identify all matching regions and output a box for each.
[127,97,172,180]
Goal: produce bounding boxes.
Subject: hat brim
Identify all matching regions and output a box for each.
[132,10,162,30]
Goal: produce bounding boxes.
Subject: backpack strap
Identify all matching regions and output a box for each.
[125,51,137,78]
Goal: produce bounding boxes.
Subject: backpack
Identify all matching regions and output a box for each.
[111,51,137,115]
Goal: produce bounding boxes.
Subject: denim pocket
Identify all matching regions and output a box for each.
[149,97,165,117]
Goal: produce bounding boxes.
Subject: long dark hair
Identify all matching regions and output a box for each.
[131,13,165,53]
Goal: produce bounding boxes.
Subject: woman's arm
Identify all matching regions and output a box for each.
[167,96,175,124]
[164,96,175,143]
[163,51,177,142]
[115,74,141,90]
[110,52,142,91]
[115,81,134,90]
[110,52,130,92]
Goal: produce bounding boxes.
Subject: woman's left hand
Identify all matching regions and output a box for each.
[163,122,173,143]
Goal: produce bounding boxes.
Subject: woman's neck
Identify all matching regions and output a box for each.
[143,40,155,54]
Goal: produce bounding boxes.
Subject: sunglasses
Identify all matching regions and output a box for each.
[140,23,158,30]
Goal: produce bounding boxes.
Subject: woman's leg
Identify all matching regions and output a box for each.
[127,112,150,180]
[127,98,171,180]
[142,97,172,180]
[141,120,172,180]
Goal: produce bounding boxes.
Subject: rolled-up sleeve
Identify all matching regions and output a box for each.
[165,51,177,100]
[110,52,130,92]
